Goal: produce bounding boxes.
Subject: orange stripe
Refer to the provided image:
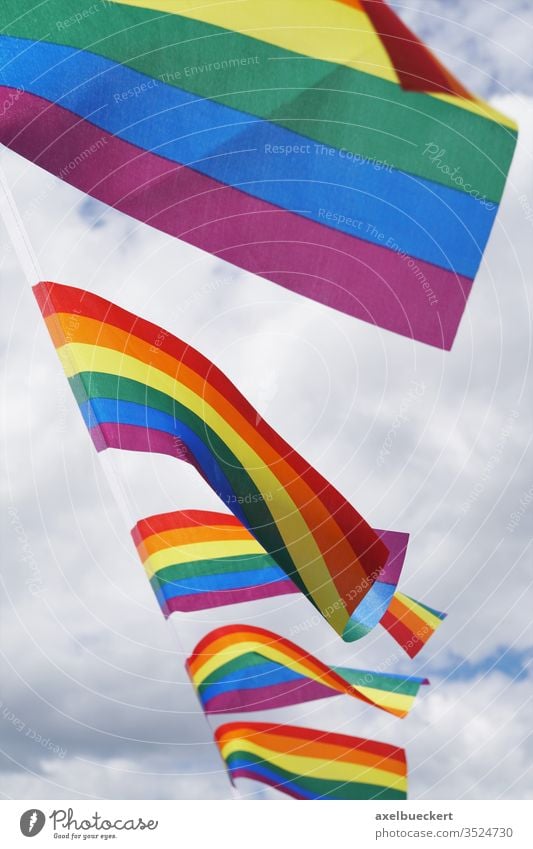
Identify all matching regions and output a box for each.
[387,597,433,642]
[218,729,405,775]
[137,524,254,558]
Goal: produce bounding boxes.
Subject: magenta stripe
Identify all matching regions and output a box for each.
[163,580,298,615]
[375,530,409,585]
[204,679,335,714]
[89,422,195,462]
[1,88,472,348]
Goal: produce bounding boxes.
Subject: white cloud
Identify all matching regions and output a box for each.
[1,3,532,801]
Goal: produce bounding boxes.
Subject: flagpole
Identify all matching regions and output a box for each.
[0,149,239,801]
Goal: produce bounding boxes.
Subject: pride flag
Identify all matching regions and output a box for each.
[133,509,445,652]
[215,722,408,799]
[381,593,447,659]
[187,625,429,718]
[34,281,389,639]
[1,1,517,348]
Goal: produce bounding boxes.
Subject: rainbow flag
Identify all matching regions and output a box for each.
[133,509,445,653]
[381,592,447,659]
[187,624,429,718]
[215,722,408,800]
[34,281,389,639]
[1,1,516,348]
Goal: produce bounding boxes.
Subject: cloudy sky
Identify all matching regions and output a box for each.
[1,0,532,800]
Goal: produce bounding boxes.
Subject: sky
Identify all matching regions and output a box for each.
[1,0,532,800]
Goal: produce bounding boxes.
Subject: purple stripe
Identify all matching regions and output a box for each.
[375,530,409,585]
[204,679,336,713]
[163,579,298,615]
[89,422,198,463]
[1,88,472,349]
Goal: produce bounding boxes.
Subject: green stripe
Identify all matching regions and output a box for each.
[225,751,406,799]
[151,553,280,583]
[69,371,309,596]
[198,652,269,691]
[399,594,445,619]
[0,0,515,200]
[333,666,422,697]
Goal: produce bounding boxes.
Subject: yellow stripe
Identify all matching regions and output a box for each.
[193,640,333,687]
[394,592,442,630]
[110,0,516,128]
[58,342,349,632]
[142,539,265,577]
[110,0,399,82]
[220,738,407,790]
[355,685,412,715]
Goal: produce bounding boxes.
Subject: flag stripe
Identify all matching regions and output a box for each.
[2,88,472,348]
[224,756,406,800]
[143,540,266,575]
[216,722,407,799]
[0,37,497,278]
[0,0,516,195]
[158,580,298,615]
[111,0,397,83]
[35,282,388,637]
[187,624,428,717]
[153,565,290,598]
[138,526,254,556]
[149,553,280,582]
[394,591,447,624]
[221,740,407,786]
[381,592,447,657]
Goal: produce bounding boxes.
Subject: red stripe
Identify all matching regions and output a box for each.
[215,721,406,762]
[380,610,430,658]
[358,0,473,98]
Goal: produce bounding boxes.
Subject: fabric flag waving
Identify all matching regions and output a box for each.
[1,1,517,349]
[133,509,445,653]
[34,281,389,639]
[379,593,446,659]
[215,722,408,800]
[187,624,429,718]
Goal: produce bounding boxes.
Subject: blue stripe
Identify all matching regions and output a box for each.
[348,580,396,633]
[201,662,305,704]
[0,35,495,276]
[152,566,291,599]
